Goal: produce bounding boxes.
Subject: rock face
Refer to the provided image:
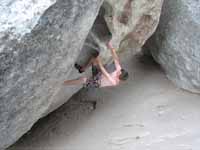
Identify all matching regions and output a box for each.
[0,0,56,40]
[145,0,200,93]
[104,0,164,54]
[78,0,164,61]
[0,0,104,149]
[0,0,163,149]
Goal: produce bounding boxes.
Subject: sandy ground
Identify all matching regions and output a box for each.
[8,52,200,150]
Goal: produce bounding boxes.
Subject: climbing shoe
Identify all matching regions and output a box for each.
[74,63,84,73]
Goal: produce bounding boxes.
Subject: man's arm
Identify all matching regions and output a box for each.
[107,42,121,70]
[95,57,116,85]
[63,77,87,85]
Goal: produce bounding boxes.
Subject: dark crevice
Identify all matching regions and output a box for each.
[75,3,113,68]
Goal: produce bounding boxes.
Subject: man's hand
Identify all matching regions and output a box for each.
[107,41,114,49]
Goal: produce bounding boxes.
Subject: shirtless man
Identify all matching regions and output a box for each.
[63,42,129,88]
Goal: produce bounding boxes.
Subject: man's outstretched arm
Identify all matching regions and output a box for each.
[63,77,87,85]
[107,41,121,70]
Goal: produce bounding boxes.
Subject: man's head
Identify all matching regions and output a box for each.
[119,69,129,81]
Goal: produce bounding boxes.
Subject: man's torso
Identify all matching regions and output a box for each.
[96,62,121,87]
[100,71,120,87]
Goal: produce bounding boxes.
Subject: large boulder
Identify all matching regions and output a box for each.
[0,0,164,149]
[145,0,200,93]
[0,0,104,149]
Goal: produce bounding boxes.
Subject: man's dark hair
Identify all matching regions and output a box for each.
[119,69,129,81]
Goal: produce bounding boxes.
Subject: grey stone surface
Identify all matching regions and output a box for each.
[75,6,112,68]
[0,0,164,149]
[145,0,200,93]
[104,0,164,54]
[0,0,56,40]
[76,0,164,63]
[0,0,103,149]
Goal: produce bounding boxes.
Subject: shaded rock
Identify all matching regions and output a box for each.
[75,7,112,68]
[0,0,103,149]
[145,0,200,93]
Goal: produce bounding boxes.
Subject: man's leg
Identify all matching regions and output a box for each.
[75,50,99,73]
[80,57,96,72]
[63,77,87,85]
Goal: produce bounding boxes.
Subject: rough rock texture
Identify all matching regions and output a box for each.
[145,0,200,93]
[104,0,164,55]
[79,0,164,61]
[0,0,164,149]
[0,0,103,149]
[0,0,56,40]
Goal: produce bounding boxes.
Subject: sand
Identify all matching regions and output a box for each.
[9,52,200,150]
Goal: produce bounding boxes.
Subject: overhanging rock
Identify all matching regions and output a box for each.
[0,0,103,149]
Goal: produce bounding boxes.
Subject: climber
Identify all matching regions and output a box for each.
[63,41,129,88]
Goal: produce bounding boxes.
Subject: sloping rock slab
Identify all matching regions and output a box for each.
[0,0,103,149]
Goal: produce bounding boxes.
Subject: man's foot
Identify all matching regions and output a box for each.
[74,63,84,73]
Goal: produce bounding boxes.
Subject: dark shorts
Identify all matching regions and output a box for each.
[83,65,101,89]
[84,74,101,89]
